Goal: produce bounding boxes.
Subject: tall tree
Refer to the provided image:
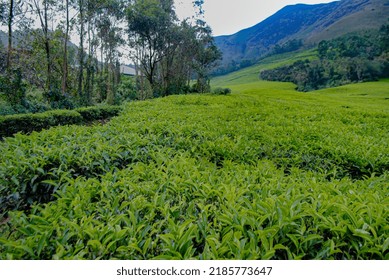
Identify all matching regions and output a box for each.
[191,21,221,93]
[60,0,71,95]
[95,0,125,104]
[126,0,220,96]
[126,0,175,91]
[31,0,56,93]
[77,0,86,103]
[6,0,14,70]
[0,0,29,71]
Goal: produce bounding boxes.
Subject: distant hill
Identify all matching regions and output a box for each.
[0,29,78,50]
[0,30,135,73]
[214,0,389,74]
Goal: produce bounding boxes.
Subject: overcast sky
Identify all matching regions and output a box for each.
[175,0,338,36]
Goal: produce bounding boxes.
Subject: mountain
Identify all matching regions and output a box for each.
[0,29,79,50]
[214,0,389,74]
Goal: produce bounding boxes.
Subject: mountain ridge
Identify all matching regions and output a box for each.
[214,0,389,74]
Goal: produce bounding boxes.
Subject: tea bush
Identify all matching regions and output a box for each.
[75,105,122,122]
[0,110,83,138]
[0,105,122,138]
[212,87,232,95]
[0,80,388,259]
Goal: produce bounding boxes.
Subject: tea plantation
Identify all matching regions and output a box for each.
[0,79,388,259]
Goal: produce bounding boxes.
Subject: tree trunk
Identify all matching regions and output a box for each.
[43,0,52,92]
[78,0,85,103]
[61,0,69,95]
[6,0,14,71]
[84,20,92,105]
[33,0,52,93]
[106,61,114,104]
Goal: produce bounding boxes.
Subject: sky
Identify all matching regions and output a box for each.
[175,0,338,36]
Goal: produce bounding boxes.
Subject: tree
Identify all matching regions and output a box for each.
[6,0,14,70]
[59,0,71,95]
[191,21,221,93]
[76,0,86,103]
[126,0,220,96]
[93,0,125,104]
[0,0,30,71]
[379,20,389,52]
[127,0,176,92]
[31,0,57,94]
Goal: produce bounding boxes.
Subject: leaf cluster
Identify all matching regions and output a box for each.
[260,27,389,91]
[0,85,388,259]
[0,105,122,138]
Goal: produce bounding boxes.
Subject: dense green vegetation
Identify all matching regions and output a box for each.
[0,0,388,262]
[260,25,389,91]
[0,0,218,115]
[211,49,318,87]
[0,105,122,138]
[1,77,388,259]
[214,0,389,76]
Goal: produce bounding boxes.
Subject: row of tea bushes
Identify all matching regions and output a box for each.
[0,81,388,259]
[1,156,388,259]
[0,105,122,138]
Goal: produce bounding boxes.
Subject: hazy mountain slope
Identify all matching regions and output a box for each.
[306,0,389,42]
[214,0,389,71]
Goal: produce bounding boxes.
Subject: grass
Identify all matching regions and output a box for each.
[211,48,317,87]
[0,73,388,259]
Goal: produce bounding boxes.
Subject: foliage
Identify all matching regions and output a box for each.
[0,79,388,259]
[116,76,137,101]
[75,105,122,122]
[0,105,122,138]
[212,87,231,95]
[0,110,83,139]
[260,28,389,91]
[126,0,221,96]
[272,39,303,55]
[211,49,318,87]
[212,59,256,77]
[0,0,219,112]
[44,88,75,110]
[0,68,27,105]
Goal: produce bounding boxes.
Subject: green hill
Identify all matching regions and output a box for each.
[214,0,389,74]
[211,49,318,87]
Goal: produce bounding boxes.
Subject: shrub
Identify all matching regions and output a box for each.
[49,110,83,126]
[116,77,137,101]
[0,105,123,138]
[44,89,76,110]
[213,87,232,95]
[0,102,28,116]
[0,110,83,138]
[0,89,388,259]
[75,105,122,122]
[0,69,27,106]
[23,98,50,114]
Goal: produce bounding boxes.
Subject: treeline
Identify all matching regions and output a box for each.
[127,0,221,97]
[211,59,255,77]
[0,0,220,115]
[272,39,303,55]
[260,23,389,91]
[212,39,303,77]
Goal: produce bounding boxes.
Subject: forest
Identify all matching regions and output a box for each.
[0,0,220,115]
[260,23,389,91]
